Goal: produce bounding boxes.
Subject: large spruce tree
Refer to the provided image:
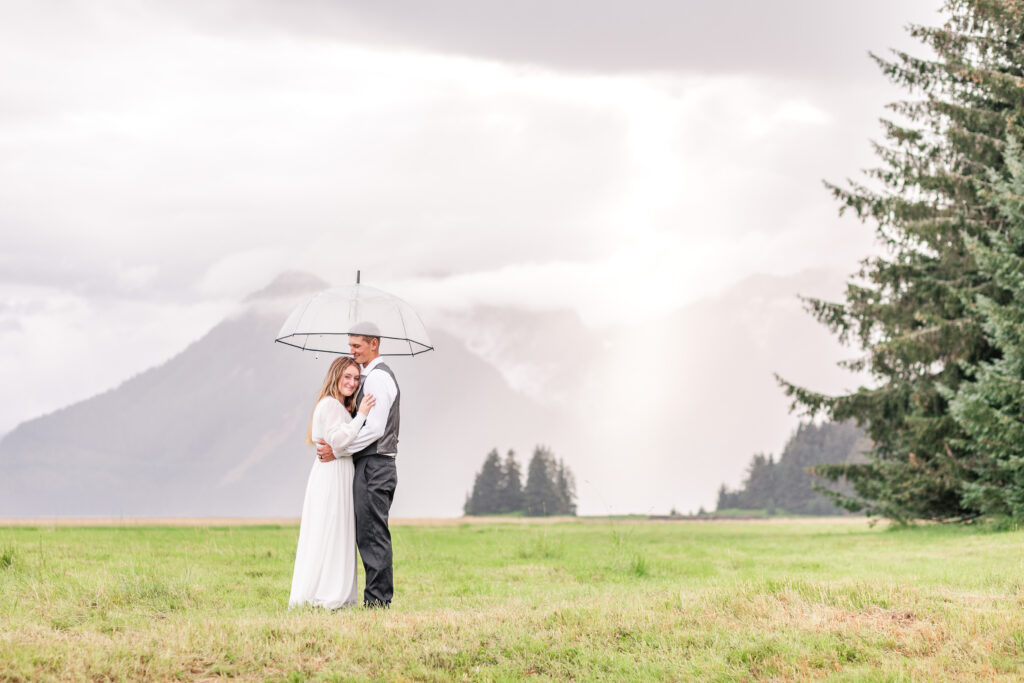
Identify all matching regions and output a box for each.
[949,138,1024,518]
[779,1,1023,521]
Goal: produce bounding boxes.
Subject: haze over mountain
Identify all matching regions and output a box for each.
[0,273,560,518]
[0,270,859,517]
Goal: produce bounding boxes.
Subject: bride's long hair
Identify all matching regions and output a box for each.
[306,356,360,444]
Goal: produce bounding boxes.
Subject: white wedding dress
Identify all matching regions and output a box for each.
[288,397,365,609]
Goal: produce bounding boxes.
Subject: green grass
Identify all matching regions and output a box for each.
[1,518,1023,680]
[703,508,772,518]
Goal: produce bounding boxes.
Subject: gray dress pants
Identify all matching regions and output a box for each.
[353,455,398,605]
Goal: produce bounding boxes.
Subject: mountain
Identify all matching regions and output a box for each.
[0,268,860,517]
[432,269,862,515]
[0,273,562,518]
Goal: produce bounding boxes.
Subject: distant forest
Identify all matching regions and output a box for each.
[464,446,576,516]
[716,421,868,516]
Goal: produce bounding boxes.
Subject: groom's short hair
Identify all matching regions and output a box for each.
[352,334,380,347]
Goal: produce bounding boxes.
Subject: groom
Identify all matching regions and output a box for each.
[316,321,399,608]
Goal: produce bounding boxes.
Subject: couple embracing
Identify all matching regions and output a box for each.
[288,322,399,609]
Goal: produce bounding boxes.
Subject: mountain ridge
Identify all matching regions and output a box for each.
[1,268,859,516]
[0,275,562,518]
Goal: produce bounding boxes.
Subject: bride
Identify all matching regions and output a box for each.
[289,356,375,609]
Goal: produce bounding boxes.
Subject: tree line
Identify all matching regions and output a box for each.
[716,421,867,516]
[464,446,577,516]
[778,2,1024,522]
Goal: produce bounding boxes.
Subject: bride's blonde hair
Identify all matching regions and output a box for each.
[306,356,360,444]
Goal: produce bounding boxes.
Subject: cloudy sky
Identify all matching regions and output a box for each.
[1,0,942,437]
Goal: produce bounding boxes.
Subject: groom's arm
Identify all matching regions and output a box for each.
[345,371,396,454]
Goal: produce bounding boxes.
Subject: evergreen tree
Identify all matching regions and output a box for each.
[949,137,1024,517]
[777,2,1022,521]
[497,449,524,513]
[746,454,776,513]
[555,458,577,516]
[524,446,561,516]
[716,484,737,511]
[467,446,576,516]
[775,421,866,515]
[716,421,867,515]
[465,449,504,515]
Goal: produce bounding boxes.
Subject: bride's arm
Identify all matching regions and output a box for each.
[320,399,367,456]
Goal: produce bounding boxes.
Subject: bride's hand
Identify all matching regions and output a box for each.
[358,394,376,416]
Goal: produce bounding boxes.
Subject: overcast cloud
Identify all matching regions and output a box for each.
[1,0,941,437]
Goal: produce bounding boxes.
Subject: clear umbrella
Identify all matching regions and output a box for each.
[275,273,433,357]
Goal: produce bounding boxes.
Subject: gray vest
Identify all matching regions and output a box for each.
[354,362,400,459]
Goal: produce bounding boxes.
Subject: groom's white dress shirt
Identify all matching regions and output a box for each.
[345,356,398,456]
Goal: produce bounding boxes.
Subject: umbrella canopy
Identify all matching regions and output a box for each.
[275,282,433,357]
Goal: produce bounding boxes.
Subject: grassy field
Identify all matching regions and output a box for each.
[1,518,1023,681]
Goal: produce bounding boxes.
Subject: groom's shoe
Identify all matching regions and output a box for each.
[363,600,390,610]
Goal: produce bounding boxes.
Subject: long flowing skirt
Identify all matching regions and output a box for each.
[289,455,358,609]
